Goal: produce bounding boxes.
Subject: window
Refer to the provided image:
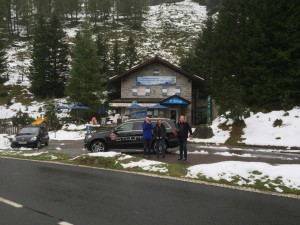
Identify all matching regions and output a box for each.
[167,86,176,96]
[162,86,167,96]
[162,122,171,129]
[137,86,145,96]
[125,109,130,116]
[175,86,181,95]
[153,69,159,76]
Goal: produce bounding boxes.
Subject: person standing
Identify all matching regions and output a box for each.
[177,115,192,161]
[142,117,153,158]
[153,119,167,158]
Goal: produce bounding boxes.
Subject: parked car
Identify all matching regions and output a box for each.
[84,118,178,152]
[11,126,49,149]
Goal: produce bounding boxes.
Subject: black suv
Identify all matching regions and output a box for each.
[84,118,178,152]
[11,126,49,149]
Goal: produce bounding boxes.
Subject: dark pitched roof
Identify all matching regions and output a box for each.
[109,55,204,83]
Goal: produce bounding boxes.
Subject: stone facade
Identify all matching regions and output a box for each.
[109,56,206,124]
[121,63,192,100]
[120,63,193,122]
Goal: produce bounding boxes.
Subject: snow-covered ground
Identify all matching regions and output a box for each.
[49,130,86,141]
[187,161,300,192]
[0,134,11,149]
[5,41,31,87]
[190,115,232,144]
[191,107,300,148]
[242,108,300,148]
[141,0,206,63]
[0,97,70,119]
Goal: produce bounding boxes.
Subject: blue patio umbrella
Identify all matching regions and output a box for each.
[56,105,70,109]
[126,104,146,109]
[148,104,169,109]
[70,105,90,122]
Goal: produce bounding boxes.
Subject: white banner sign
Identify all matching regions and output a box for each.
[136,76,176,86]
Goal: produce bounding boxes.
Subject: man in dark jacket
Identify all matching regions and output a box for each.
[142,117,153,158]
[177,115,192,161]
[153,119,167,158]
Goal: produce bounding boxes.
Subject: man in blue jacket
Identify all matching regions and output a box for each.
[142,117,153,158]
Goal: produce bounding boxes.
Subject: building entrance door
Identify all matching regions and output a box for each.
[170,109,178,124]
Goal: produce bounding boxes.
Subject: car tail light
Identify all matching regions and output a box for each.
[172,130,177,137]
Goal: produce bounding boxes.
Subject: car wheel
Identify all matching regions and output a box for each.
[91,140,106,152]
[36,140,42,149]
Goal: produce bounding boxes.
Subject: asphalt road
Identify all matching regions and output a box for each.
[1,158,300,225]
[43,140,300,165]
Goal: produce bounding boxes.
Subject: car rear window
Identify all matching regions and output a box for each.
[133,122,143,131]
[115,122,134,132]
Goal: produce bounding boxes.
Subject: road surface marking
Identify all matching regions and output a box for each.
[58,222,73,225]
[0,197,23,208]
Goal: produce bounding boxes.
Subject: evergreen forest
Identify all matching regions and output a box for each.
[0,0,299,119]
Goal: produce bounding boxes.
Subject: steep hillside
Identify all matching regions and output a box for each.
[0,0,206,119]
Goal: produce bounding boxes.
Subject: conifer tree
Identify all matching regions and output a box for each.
[46,14,69,97]
[0,39,7,82]
[29,15,69,98]
[66,0,82,22]
[0,39,7,72]
[111,39,123,75]
[182,0,300,113]
[96,32,110,74]
[66,23,102,109]
[21,0,35,36]
[29,16,48,97]
[123,35,139,69]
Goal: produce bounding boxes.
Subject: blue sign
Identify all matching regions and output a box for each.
[162,97,190,105]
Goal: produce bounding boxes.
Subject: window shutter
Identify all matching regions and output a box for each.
[145,86,151,96]
[132,86,137,96]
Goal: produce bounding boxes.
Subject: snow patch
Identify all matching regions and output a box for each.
[187,161,300,191]
[214,152,257,158]
[121,160,168,173]
[88,152,121,158]
[190,116,231,144]
[49,130,86,140]
[0,135,11,149]
[242,108,300,147]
